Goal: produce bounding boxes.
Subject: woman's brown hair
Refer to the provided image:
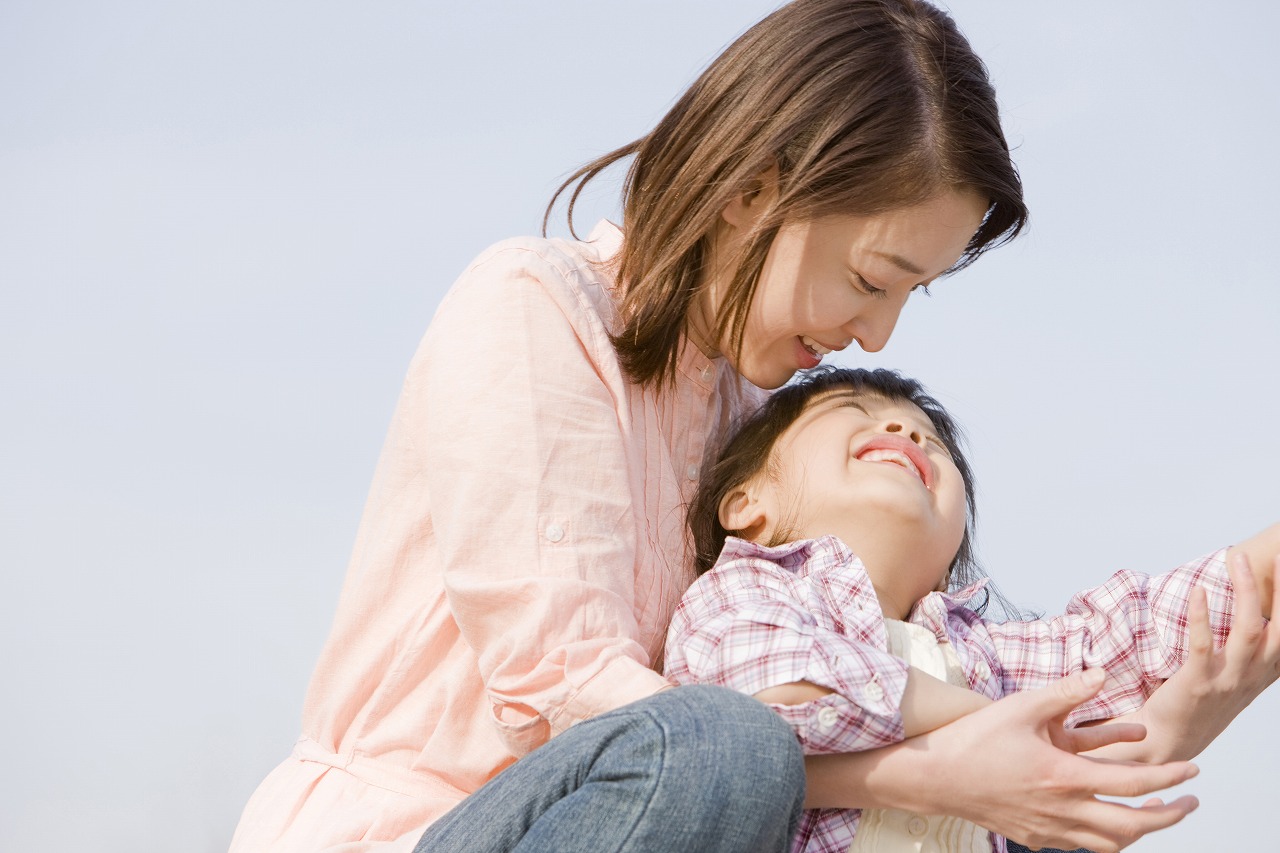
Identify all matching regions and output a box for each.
[545,0,1026,388]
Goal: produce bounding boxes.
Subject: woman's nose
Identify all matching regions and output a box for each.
[846,299,905,353]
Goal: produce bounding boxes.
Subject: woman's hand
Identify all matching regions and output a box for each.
[804,669,1200,853]
[1089,551,1280,763]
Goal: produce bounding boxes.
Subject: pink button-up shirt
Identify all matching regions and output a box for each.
[230,222,765,852]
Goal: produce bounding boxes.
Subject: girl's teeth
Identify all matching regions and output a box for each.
[857,449,922,480]
[801,335,832,355]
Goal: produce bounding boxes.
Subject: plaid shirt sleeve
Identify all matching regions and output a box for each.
[981,549,1232,724]
[664,536,911,754]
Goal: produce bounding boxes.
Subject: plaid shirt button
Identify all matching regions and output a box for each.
[862,681,884,702]
[816,706,839,730]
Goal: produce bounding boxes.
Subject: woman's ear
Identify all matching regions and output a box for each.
[719,483,769,542]
[721,161,780,229]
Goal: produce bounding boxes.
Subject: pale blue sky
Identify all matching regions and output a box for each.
[3,2,1278,850]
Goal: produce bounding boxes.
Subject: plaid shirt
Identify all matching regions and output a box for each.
[664,535,1232,853]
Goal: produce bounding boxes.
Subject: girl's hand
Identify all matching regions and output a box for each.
[1090,551,1280,763]
[806,669,1200,853]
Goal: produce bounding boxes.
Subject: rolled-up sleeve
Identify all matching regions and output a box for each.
[665,538,911,754]
[984,549,1232,723]
[421,244,669,755]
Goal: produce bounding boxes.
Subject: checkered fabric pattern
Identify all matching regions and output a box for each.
[665,535,1232,853]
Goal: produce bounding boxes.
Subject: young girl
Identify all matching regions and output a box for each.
[230,1,1209,851]
[666,366,1280,853]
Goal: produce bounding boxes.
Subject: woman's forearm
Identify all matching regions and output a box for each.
[803,738,937,811]
[799,673,1201,853]
[1230,521,1280,618]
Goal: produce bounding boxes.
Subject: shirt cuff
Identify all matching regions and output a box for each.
[549,655,673,735]
[766,673,908,755]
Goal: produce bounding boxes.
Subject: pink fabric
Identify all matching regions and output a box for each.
[665,535,1233,853]
[230,221,766,852]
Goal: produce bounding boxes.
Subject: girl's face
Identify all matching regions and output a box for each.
[725,390,967,619]
[697,188,988,390]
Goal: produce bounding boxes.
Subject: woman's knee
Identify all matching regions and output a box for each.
[641,685,806,809]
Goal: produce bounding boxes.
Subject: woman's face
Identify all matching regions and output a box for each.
[698,188,988,390]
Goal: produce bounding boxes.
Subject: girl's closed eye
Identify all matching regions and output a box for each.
[925,435,952,457]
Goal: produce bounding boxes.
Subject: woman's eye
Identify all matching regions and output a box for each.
[911,283,933,297]
[853,274,887,298]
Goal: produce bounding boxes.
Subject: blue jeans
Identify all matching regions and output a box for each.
[414,684,806,853]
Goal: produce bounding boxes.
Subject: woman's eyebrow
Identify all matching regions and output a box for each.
[869,250,925,276]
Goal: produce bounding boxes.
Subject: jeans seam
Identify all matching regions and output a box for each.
[610,706,668,853]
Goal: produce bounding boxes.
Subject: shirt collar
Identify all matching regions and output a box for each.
[584,219,624,262]
[722,535,990,612]
[719,535,855,570]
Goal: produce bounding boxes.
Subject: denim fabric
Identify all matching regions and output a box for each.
[1006,842,1092,853]
[413,684,806,853]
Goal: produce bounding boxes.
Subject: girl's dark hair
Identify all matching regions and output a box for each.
[546,0,1027,389]
[690,367,994,607]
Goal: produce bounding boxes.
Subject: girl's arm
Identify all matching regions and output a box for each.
[665,537,969,754]
[756,668,991,738]
[803,670,1200,853]
[670,537,921,753]
[983,548,1236,728]
[1085,552,1280,763]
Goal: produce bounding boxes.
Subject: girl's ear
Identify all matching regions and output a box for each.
[718,483,769,542]
[720,161,780,229]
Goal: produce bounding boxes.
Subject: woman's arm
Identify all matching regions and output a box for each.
[803,670,1200,853]
[421,241,670,755]
[1229,521,1280,617]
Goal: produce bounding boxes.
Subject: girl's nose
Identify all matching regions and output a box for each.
[883,420,924,445]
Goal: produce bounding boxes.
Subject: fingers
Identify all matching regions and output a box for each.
[1259,554,1280,669]
[1061,721,1148,754]
[1026,668,1105,722]
[1183,585,1213,678]
[1064,795,1200,853]
[1072,756,1199,799]
[1226,551,1265,668]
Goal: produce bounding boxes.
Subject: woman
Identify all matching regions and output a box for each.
[231,1,1200,851]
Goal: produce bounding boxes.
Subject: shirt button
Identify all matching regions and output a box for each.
[700,365,714,382]
[863,681,884,703]
[816,706,839,730]
[686,464,699,480]
[907,815,928,836]
[545,524,565,543]
[974,660,991,680]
